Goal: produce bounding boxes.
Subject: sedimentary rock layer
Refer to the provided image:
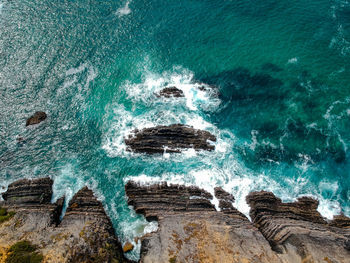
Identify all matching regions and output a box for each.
[125,124,216,154]
[246,191,350,263]
[2,177,350,263]
[157,87,184,98]
[125,181,281,263]
[0,178,129,263]
[126,181,350,263]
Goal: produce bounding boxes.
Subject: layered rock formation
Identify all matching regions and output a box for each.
[157,87,184,98]
[0,178,129,263]
[26,111,47,126]
[125,181,281,263]
[246,191,350,263]
[126,181,350,263]
[2,178,350,263]
[125,124,216,154]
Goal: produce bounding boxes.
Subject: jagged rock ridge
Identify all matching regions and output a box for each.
[125,181,281,263]
[0,178,129,263]
[246,191,350,263]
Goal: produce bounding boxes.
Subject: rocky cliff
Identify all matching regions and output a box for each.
[125,181,281,263]
[246,191,350,263]
[2,178,350,263]
[0,178,129,263]
[126,181,350,263]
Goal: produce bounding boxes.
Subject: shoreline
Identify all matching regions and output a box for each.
[1,177,349,262]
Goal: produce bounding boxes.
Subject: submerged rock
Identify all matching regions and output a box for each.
[26,111,47,126]
[246,191,350,262]
[261,62,283,72]
[125,181,280,263]
[0,178,130,263]
[157,87,184,98]
[125,124,216,154]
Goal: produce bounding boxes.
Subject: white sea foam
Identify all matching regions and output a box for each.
[124,69,220,111]
[52,163,85,205]
[287,57,298,64]
[125,163,344,221]
[102,102,226,158]
[329,24,350,56]
[116,1,131,17]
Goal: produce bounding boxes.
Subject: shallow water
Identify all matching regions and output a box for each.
[0,0,349,260]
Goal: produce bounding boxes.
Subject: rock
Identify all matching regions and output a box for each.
[246,191,350,262]
[214,187,235,211]
[125,181,281,263]
[2,178,53,205]
[123,242,134,253]
[125,181,215,221]
[157,87,184,98]
[26,111,47,126]
[0,178,130,263]
[125,124,216,154]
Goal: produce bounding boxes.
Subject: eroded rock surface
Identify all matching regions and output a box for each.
[157,87,184,98]
[247,191,350,263]
[125,181,281,263]
[26,111,47,126]
[125,124,216,154]
[0,178,129,263]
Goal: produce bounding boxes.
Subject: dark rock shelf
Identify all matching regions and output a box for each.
[125,124,216,154]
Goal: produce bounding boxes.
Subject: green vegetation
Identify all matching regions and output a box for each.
[0,207,15,223]
[5,240,43,263]
[169,257,177,263]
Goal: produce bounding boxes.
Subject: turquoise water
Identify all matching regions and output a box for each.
[0,0,350,259]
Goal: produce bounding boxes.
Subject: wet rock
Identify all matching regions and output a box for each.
[25,111,47,126]
[125,181,281,263]
[246,191,350,262]
[0,178,130,263]
[125,181,215,220]
[16,136,26,144]
[214,187,235,211]
[157,87,184,98]
[125,124,216,154]
[123,242,134,253]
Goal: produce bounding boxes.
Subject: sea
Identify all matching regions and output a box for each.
[0,0,349,260]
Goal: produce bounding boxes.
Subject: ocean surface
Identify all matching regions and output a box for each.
[0,0,350,259]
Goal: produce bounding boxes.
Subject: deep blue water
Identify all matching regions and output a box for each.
[0,0,350,259]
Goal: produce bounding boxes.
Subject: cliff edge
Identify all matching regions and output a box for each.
[0,178,129,263]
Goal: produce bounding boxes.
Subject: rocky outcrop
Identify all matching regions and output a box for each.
[246,191,350,263]
[125,124,216,154]
[126,182,350,263]
[2,178,53,205]
[3,178,350,263]
[26,111,47,126]
[125,181,281,263]
[0,178,129,263]
[157,87,184,98]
